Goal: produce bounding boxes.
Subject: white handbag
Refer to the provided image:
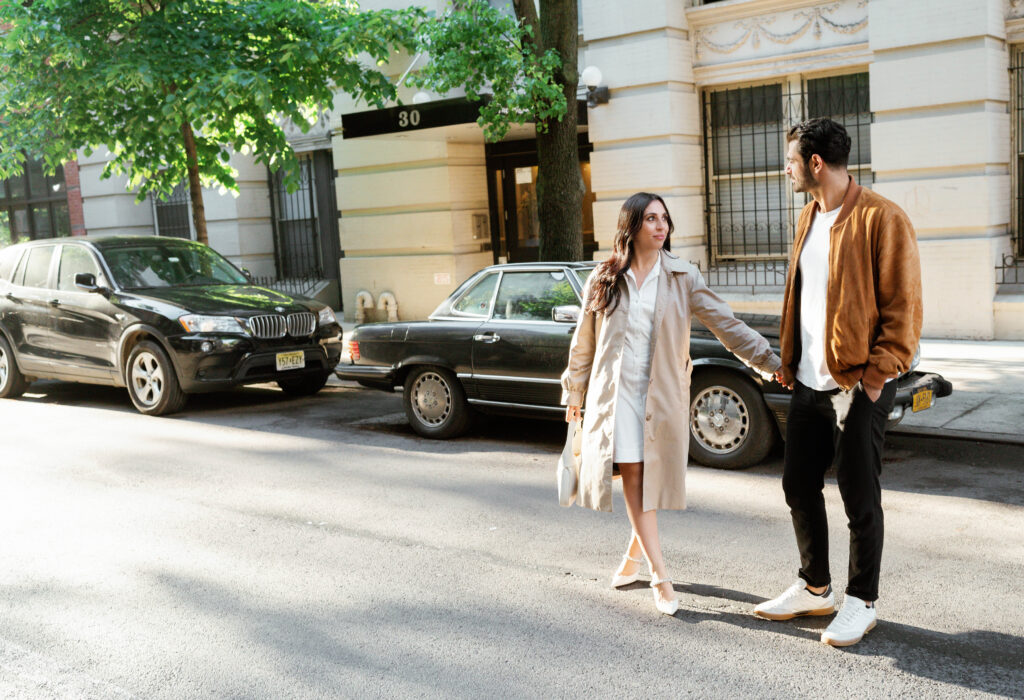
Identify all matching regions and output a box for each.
[557,419,582,507]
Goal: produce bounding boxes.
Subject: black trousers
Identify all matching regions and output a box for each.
[782,379,897,602]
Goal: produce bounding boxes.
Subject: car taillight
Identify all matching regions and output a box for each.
[348,340,360,361]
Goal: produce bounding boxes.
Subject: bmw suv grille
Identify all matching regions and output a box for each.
[248,315,286,339]
[287,312,316,337]
[247,312,317,339]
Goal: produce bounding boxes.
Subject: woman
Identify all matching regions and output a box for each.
[562,192,781,615]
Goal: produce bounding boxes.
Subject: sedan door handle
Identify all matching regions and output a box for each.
[473,333,500,343]
[48,299,61,307]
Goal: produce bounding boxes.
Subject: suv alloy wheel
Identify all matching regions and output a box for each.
[0,335,30,399]
[126,340,187,416]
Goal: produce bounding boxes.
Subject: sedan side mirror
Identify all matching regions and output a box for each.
[75,272,108,295]
[241,267,254,283]
[552,304,580,323]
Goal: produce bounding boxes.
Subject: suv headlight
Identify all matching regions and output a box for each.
[178,314,247,334]
[317,306,338,326]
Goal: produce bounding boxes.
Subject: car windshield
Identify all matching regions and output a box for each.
[103,242,248,290]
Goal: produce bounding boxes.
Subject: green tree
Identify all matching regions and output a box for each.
[413,0,583,261]
[0,0,423,245]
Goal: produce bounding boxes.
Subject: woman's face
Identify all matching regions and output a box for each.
[634,199,669,254]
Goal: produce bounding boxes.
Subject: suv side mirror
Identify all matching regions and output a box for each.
[75,272,108,295]
[552,304,580,323]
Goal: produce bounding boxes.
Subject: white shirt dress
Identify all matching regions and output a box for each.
[613,263,660,463]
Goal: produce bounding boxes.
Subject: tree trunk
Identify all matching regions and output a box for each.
[514,0,583,262]
[180,121,209,245]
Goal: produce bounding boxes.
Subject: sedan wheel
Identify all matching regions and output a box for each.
[0,334,30,399]
[403,366,471,439]
[689,368,774,469]
[125,340,187,416]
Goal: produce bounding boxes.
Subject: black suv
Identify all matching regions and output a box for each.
[0,236,343,415]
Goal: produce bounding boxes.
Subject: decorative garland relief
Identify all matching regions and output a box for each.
[694,0,869,62]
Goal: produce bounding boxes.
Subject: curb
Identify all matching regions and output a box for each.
[888,425,1024,447]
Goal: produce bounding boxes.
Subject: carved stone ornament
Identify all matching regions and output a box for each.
[694,0,869,64]
[281,109,334,150]
[1011,0,1024,20]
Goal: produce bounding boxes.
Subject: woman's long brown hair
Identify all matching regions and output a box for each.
[586,192,674,315]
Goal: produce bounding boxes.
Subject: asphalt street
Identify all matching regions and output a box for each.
[1,381,1022,698]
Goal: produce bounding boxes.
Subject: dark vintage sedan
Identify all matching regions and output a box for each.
[0,236,343,415]
[336,261,952,469]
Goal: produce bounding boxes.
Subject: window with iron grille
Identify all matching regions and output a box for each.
[152,183,194,239]
[701,72,872,289]
[1003,46,1024,287]
[269,152,327,280]
[0,154,71,247]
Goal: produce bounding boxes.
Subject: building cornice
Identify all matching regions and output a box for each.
[687,0,868,68]
[1008,16,1024,43]
[686,0,840,27]
[694,42,871,87]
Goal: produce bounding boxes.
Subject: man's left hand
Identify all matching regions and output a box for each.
[864,383,882,403]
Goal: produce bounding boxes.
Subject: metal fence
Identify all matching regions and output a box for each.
[249,272,322,299]
[269,154,324,280]
[1005,47,1024,286]
[701,73,872,289]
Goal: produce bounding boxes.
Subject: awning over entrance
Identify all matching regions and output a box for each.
[340,96,588,139]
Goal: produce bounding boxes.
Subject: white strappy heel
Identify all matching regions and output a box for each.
[650,574,679,616]
[610,554,646,588]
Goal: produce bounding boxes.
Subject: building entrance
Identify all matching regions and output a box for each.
[485,136,595,263]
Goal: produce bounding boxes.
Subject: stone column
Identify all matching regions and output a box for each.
[333,134,492,322]
[581,0,705,266]
[869,0,1009,339]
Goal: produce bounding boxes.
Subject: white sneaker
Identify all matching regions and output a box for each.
[821,594,877,647]
[753,580,835,620]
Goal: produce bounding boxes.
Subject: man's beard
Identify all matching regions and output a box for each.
[791,169,817,193]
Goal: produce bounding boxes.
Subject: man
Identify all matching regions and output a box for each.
[753,118,922,647]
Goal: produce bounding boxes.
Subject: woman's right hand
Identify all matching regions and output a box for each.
[565,405,581,423]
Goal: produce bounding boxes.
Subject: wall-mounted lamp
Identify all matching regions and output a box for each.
[580,65,609,108]
[412,91,432,105]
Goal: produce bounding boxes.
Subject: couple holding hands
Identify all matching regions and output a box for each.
[562,119,922,648]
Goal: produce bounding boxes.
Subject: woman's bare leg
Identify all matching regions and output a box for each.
[618,462,675,604]
[614,531,644,577]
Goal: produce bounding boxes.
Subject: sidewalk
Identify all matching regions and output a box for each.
[891,338,1024,446]
[333,321,1023,446]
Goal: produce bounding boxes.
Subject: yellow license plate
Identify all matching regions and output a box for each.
[912,388,933,412]
[276,351,305,371]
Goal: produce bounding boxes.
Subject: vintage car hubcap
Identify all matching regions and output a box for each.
[690,385,748,454]
[412,372,451,425]
[131,352,165,407]
[0,347,8,387]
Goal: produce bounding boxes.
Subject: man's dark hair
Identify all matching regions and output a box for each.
[787,118,852,169]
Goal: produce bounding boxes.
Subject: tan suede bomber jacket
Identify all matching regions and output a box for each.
[780,179,923,392]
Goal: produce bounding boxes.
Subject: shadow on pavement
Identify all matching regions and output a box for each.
[664,589,1024,696]
[16,380,1024,506]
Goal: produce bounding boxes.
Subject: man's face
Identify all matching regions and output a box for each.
[785,139,816,193]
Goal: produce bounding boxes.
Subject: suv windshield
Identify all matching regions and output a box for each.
[103,242,248,290]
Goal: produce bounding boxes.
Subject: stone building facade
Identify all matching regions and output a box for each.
[9,0,1022,338]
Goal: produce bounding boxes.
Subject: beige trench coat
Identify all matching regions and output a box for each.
[561,250,781,512]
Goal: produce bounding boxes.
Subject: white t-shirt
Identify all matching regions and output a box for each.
[797,205,841,391]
